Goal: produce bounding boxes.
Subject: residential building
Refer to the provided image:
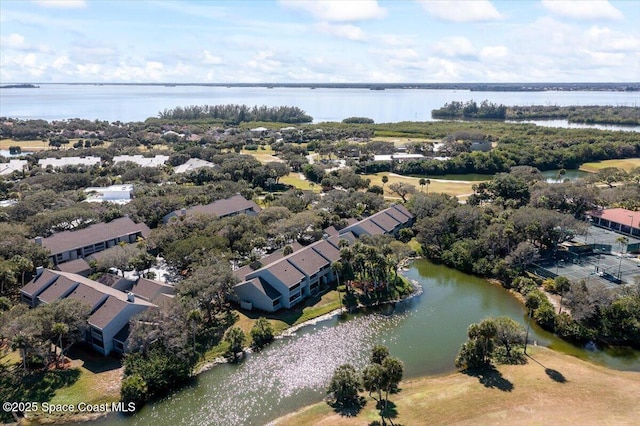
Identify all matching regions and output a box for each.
[84,184,134,204]
[0,159,27,176]
[232,204,414,312]
[113,154,169,167]
[20,269,156,355]
[163,194,261,223]
[173,158,220,174]
[38,216,151,266]
[38,156,101,169]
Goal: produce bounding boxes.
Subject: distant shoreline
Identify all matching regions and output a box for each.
[0,83,39,89]
[4,82,640,92]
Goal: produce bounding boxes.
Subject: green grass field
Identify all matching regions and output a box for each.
[274,346,640,426]
[580,158,640,173]
[365,172,481,198]
[280,173,322,192]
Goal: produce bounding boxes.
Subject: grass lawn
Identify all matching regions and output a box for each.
[241,146,284,164]
[0,347,121,422]
[280,172,321,192]
[0,138,50,151]
[365,172,481,198]
[202,290,341,363]
[580,158,640,173]
[274,346,640,426]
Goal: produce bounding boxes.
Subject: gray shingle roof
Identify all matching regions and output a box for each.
[66,283,107,311]
[287,249,329,276]
[167,195,260,222]
[368,211,401,232]
[21,269,59,297]
[88,296,128,329]
[37,276,78,304]
[311,240,342,263]
[246,277,281,301]
[266,260,305,288]
[41,217,150,256]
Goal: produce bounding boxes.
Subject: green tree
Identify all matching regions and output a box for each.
[371,344,389,365]
[381,175,389,192]
[388,182,416,202]
[327,364,362,407]
[554,276,571,314]
[250,317,274,350]
[224,327,246,361]
[362,363,385,402]
[120,373,148,406]
[493,316,525,361]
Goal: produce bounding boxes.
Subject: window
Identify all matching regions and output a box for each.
[289,292,300,303]
[290,283,300,292]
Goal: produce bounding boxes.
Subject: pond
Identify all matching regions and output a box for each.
[88,259,639,426]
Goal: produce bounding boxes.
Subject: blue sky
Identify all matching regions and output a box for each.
[1,0,639,83]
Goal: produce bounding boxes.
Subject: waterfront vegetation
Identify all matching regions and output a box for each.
[0,106,639,422]
[432,101,640,125]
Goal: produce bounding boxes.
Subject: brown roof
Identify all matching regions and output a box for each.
[287,248,329,276]
[55,258,91,276]
[168,195,260,221]
[311,239,342,263]
[368,211,401,232]
[41,217,150,256]
[330,232,356,246]
[265,259,305,288]
[131,278,174,302]
[88,296,128,329]
[21,269,59,297]
[37,276,78,304]
[233,242,304,281]
[66,283,107,311]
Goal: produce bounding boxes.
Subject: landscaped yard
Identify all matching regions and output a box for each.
[279,172,321,192]
[580,158,640,173]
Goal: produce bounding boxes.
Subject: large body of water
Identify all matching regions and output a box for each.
[86,260,639,426]
[1,85,639,131]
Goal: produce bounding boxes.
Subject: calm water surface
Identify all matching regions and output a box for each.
[86,259,639,426]
[1,85,638,130]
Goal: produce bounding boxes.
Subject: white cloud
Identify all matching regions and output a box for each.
[315,22,366,41]
[584,26,640,52]
[279,0,386,21]
[417,0,504,22]
[541,0,623,20]
[432,36,476,58]
[480,45,508,60]
[203,50,223,65]
[34,0,87,8]
[0,33,27,49]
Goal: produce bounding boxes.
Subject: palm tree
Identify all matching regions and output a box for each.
[425,178,430,193]
[52,322,69,368]
[331,261,343,310]
[419,178,426,192]
[381,175,389,193]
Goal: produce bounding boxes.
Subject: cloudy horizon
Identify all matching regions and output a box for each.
[1,0,639,84]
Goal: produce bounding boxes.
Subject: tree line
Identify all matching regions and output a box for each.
[157,104,313,124]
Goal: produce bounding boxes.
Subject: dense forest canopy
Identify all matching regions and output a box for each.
[157,104,313,124]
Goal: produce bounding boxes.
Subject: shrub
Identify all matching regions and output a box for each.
[250,318,274,351]
[120,374,148,406]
